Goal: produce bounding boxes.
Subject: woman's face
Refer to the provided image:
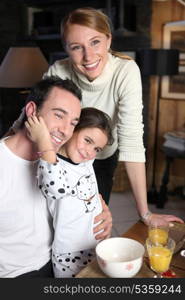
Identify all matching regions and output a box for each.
[63,127,108,163]
[65,24,111,81]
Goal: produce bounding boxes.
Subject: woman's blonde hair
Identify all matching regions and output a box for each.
[61,7,132,61]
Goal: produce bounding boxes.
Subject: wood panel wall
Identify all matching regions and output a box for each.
[147,0,185,190]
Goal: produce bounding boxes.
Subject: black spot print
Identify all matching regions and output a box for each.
[65,258,70,262]
[58,188,65,193]
[52,196,56,200]
[50,181,54,185]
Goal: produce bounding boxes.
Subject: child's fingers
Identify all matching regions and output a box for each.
[26,116,35,126]
[31,115,40,124]
[24,120,30,129]
[38,116,47,129]
[38,115,45,125]
[27,115,40,126]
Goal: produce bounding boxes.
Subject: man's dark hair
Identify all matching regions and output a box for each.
[26,75,82,107]
[20,76,82,128]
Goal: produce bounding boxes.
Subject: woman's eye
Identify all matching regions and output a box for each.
[71,45,82,51]
[91,39,100,46]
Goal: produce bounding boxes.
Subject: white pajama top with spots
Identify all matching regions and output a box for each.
[37,154,102,255]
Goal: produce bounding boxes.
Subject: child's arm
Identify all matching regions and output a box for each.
[25,115,57,163]
[25,115,70,200]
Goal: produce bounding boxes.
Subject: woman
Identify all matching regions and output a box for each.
[45,7,183,225]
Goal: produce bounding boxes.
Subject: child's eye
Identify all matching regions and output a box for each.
[85,138,91,144]
[95,148,102,153]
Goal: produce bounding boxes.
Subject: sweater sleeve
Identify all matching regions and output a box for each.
[43,62,58,78]
[116,60,146,162]
[43,59,70,79]
[37,158,71,201]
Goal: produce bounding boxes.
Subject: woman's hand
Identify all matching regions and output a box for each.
[144,213,184,227]
[93,194,112,240]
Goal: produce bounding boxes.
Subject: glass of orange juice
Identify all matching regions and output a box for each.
[148,222,169,245]
[146,237,176,277]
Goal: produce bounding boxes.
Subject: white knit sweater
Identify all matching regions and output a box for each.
[45,53,145,162]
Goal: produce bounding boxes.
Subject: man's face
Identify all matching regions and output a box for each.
[37,86,81,151]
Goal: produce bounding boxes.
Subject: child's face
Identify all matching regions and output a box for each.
[64,127,108,163]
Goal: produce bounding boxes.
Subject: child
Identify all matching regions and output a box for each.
[25,107,113,278]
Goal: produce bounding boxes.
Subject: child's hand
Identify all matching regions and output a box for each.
[25,115,50,147]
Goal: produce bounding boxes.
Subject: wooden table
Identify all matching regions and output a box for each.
[76,221,185,278]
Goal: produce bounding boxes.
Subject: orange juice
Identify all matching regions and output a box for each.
[149,228,168,245]
[148,246,172,273]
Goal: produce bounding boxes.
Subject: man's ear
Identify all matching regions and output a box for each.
[25,101,37,118]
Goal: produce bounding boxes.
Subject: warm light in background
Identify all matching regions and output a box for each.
[0,45,49,88]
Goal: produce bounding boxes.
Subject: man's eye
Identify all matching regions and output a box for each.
[71,121,78,127]
[55,113,63,119]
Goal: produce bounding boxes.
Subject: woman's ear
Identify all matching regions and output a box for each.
[25,101,37,118]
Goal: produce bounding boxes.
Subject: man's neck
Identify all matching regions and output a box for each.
[4,129,38,161]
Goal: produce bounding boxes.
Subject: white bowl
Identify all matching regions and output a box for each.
[95,237,145,278]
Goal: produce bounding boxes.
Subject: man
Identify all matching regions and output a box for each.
[0,76,112,278]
